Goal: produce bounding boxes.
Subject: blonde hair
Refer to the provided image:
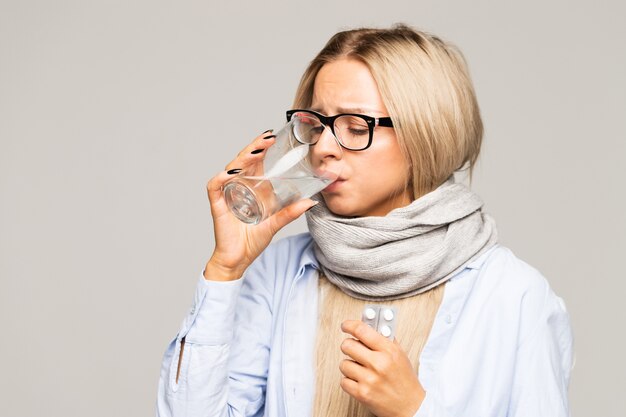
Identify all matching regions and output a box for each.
[293,24,484,198]
[313,275,443,417]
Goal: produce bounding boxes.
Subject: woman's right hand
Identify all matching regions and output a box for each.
[203,129,318,281]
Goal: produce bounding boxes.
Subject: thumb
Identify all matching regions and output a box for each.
[266,199,318,234]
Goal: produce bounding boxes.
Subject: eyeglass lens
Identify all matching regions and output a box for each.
[291,111,370,150]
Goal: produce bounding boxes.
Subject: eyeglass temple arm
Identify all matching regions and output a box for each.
[376,117,394,127]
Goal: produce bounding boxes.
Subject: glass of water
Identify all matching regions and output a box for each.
[223,117,341,224]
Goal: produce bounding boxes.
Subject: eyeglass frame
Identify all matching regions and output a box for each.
[285,109,394,151]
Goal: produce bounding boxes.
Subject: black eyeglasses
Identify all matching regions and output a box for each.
[286,109,394,151]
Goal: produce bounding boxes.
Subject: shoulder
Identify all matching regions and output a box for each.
[465,245,570,345]
[243,232,316,292]
[259,232,315,268]
[266,232,314,255]
[471,245,553,302]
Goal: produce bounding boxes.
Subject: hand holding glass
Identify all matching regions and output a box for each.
[223,113,342,224]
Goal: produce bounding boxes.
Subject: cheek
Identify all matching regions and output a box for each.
[347,152,408,202]
[359,144,408,189]
[323,140,409,216]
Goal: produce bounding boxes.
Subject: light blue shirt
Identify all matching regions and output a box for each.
[156,233,573,417]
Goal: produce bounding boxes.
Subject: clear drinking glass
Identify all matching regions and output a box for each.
[223,118,341,224]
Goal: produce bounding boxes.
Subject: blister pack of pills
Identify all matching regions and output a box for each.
[361,305,398,340]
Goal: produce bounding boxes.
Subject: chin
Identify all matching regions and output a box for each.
[321,194,363,217]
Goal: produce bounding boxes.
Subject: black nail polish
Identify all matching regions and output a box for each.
[251,149,264,155]
[263,134,276,140]
[227,168,242,175]
[262,129,273,134]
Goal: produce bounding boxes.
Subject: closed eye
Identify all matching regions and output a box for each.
[348,128,369,136]
[311,126,325,135]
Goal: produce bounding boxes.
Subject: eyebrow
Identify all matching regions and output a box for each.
[309,106,385,115]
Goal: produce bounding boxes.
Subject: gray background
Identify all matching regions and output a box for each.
[1,0,624,416]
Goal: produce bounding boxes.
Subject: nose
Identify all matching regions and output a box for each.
[310,125,343,164]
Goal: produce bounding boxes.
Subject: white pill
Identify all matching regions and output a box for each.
[364,307,377,320]
[380,325,392,337]
[383,308,394,321]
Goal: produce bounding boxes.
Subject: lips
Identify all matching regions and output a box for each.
[322,178,345,193]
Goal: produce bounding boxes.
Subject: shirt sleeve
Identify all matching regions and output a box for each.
[156,247,277,417]
[155,273,244,417]
[506,291,574,417]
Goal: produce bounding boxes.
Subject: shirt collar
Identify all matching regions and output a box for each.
[298,233,319,271]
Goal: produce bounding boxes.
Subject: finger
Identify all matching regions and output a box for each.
[340,337,375,368]
[339,358,370,382]
[339,377,360,399]
[225,130,277,172]
[206,169,240,211]
[208,130,274,199]
[243,129,276,155]
[341,319,391,352]
[264,199,318,234]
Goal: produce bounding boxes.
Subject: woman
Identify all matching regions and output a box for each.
[156,25,573,417]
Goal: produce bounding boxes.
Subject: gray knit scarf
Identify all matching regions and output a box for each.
[305,177,498,301]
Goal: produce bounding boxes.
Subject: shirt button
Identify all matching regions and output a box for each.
[445,314,452,324]
[190,306,196,315]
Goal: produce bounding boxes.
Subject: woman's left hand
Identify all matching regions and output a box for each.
[340,320,425,417]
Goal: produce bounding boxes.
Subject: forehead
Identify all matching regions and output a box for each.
[311,58,387,115]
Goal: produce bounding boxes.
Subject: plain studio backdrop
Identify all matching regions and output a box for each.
[1,0,624,416]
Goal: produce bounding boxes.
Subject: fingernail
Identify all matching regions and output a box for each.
[227,168,242,175]
[251,149,264,155]
[263,134,276,140]
[262,129,273,134]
